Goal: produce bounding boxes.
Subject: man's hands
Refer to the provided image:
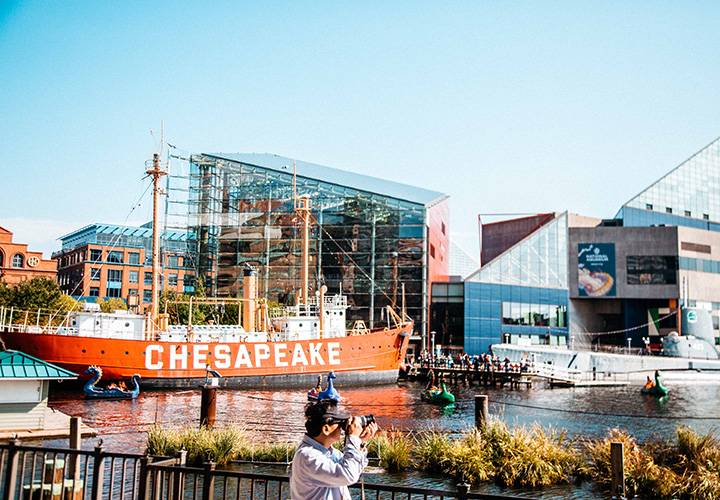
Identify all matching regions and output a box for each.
[347,417,378,444]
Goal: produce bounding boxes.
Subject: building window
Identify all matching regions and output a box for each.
[704,214,710,220]
[167,255,179,268]
[106,287,121,298]
[108,269,123,283]
[90,249,102,261]
[128,252,140,265]
[430,244,435,259]
[128,288,138,296]
[11,254,23,268]
[91,268,101,281]
[107,251,124,264]
[501,302,567,328]
[168,273,178,286]
[89,287,100,297]
[646,203,653,210]
[441,222,446,235]
[666,207,673,214]
[143,289,152,303]
[685,210,692,217]
[627,256,678,285]
[144,272,152,286]
[129,270,139,283]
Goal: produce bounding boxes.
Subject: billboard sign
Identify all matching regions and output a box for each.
[578,243,616,297]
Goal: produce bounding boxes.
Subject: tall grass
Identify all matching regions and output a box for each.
[374,429,414,471]
[145,423,249,467]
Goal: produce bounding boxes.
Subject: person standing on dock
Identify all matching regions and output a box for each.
[290,399,378,500]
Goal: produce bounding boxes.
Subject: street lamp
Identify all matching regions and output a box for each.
[627,338,632,352]
[570,335,575,351]
[504,333,510,344]
[431,331,436,356]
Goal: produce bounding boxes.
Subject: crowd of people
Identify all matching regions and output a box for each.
[417,350,536,373]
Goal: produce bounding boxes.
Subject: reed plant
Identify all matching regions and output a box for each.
[414,430,452,472]
[145,423,249,467]
[374,429,414,471]
[246,441,297,463]
[445,428,493,484]
[493,423,579,488]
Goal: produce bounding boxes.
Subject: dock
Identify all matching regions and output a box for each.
[408,365,535,389]
[408,364,631,389]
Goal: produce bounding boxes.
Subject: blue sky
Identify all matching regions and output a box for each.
[2,1,720,260]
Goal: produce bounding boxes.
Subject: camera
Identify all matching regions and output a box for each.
[338,414,375,430]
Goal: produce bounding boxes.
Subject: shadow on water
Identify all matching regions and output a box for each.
[44,375,720,500]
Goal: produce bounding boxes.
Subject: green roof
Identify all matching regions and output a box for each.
[0,350,77,380]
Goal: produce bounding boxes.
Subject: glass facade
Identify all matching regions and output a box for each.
[165,152,445,335]
[623,136,720,226]
[468,213,568,288]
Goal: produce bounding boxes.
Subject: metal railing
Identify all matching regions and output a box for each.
[2,442,538,500]
[1,440,144,500]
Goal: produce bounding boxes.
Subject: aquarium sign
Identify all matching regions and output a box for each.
[578,243,616,297]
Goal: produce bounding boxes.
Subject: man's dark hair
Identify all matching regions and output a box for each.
[304,400,342,437]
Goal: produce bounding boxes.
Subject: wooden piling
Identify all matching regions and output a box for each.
[474,395,488,430]
[200,387,217,427]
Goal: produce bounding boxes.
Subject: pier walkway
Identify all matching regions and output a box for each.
[408,364,630,388]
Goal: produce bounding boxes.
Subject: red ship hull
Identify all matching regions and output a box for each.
[1,323,412,388]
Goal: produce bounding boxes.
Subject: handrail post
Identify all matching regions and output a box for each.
[138,456,153,500]
[3,439,21,500]
[611,442,626,499]
[456,481,470,500]
[170,451,187,500]
[91,445,105,500]
[201,461,216,500]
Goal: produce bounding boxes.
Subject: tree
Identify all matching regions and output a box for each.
[0,277,81,326]
[94,297,128,313]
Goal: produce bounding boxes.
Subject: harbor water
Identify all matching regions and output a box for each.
[45,373,720,499]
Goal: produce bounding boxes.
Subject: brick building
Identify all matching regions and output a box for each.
[0,226,57,285]
[53,223,193,311]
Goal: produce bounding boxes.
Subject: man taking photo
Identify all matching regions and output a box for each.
[290,399,378,500]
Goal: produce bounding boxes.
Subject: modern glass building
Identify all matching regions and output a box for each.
[431,134,720,356]
[431,213,570,354]
[165,151,449,342]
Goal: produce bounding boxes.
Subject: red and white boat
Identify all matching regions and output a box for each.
[0,155,411,388]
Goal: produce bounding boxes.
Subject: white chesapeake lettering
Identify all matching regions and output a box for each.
[169,345,187,370]
[145,345,163,369]
[255,344,271,367]
[234,344,252,368]
[291,344,309,366]
[214,345,231,369]
[193,345,210,370]
[309,342,325,365]
[274,343,289,367]
[328,342,341,365]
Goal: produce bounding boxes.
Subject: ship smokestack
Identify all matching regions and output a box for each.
[243,266,258,332]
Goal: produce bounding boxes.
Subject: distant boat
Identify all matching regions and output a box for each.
[83,366,140,399]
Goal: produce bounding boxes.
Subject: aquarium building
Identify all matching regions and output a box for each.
[165,151,449,345]
[431,135,720,355]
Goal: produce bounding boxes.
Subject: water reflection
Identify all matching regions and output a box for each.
[45,376,720,500]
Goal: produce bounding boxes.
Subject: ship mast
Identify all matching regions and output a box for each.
[147,152,166,327]
[295,195,312,306]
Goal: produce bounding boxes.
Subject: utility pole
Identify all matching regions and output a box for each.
[147,152,166,329]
